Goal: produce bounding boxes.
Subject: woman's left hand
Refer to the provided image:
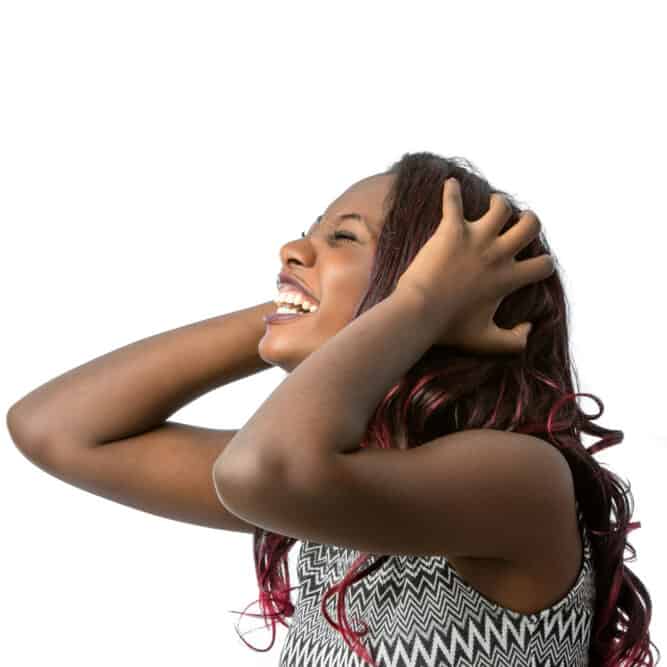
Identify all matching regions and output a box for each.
[395,177,556,355]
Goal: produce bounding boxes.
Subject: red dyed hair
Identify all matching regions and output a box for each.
[228,152,659,666]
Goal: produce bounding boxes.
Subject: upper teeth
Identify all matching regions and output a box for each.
[274,286,319,312]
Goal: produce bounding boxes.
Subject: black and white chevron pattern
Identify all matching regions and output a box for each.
[278,501,595,666]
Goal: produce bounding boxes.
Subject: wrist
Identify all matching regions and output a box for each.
[392,284,458,346]
[391,285,438,329]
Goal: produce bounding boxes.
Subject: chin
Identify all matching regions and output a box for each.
[258,342,305,374]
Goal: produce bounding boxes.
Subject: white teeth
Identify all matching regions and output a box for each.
[276,305,306,315]
[274,291,319,313]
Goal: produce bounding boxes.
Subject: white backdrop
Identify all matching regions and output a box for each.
[2,1,664,665]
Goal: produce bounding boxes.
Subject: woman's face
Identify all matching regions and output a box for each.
[259,172,396,373]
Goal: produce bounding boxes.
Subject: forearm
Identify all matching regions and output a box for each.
[219,289,442,471]
[8,300,277,446]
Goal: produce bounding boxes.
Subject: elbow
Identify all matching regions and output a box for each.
[212,447,285,526]
[7,402,47,455]
[214,440,283,490]
[212,448,249,490]
[211,453,259,519]
[211,455,235,508]
[211,462,228,511]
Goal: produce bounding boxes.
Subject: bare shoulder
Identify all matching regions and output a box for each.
[481,429,580,566]
[477,428,575,498]
[484,428,577,545]
[442,427,575,504]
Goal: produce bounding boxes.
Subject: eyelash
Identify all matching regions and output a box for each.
[300,231,357,243]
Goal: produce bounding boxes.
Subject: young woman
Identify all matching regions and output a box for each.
[8,151,657,667]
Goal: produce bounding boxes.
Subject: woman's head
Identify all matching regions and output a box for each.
[258,172,396,373]
[260,152,543,376]
[239,151,658,667]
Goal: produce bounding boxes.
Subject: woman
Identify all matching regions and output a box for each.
[7,151,657,666]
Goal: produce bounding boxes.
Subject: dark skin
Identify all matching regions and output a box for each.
[219,174,581,615]
[7,165,583,622]
[259,172,547,373]
[258,172,396,373]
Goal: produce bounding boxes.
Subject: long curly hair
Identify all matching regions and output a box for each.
[228,151,659,666]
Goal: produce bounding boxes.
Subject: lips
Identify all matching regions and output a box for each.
[264,309,315,325]
[277,271,319,305]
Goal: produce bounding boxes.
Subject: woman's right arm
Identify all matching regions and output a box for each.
[6,299,278,533]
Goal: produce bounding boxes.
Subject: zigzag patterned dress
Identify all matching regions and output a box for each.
[278,500,596,666]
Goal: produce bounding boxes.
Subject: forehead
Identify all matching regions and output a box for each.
[322,173,395,232]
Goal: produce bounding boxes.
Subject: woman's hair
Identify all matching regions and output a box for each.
[229,151,658,666]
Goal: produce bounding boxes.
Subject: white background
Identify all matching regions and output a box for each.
[2,1,664,665]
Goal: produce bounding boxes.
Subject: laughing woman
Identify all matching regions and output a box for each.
[8,151,658,667]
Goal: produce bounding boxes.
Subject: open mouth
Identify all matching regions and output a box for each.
[264,304,317,325]
[274,304,315,315]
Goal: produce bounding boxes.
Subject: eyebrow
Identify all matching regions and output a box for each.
[316,212,375,236]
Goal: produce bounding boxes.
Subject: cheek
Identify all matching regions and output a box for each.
[324,266,373,315]
[333,287,369,321]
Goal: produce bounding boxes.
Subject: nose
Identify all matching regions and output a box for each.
[279,236,314,270]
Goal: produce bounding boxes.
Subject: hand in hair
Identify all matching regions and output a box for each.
[395,177,555,356]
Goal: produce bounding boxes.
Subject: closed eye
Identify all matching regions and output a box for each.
[329,231,357,243]
[300,231,357,243]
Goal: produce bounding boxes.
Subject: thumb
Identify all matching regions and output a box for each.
[495,321,532,355]
[513,321,533,348]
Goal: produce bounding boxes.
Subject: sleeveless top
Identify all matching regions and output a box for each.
[278,499,596,667]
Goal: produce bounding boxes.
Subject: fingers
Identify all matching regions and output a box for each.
[494,209,542,259]
[482,322,531,356]
[481,193,514,239]
[512,253,556,291]
[442,177,464,227]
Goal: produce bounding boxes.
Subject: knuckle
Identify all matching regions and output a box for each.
[480,248,498,266]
